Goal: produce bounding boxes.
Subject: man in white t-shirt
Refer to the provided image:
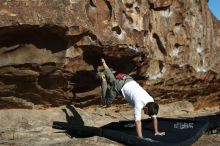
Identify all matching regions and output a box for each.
[99,58,165,138]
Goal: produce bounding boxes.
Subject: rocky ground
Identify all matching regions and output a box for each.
[0,101,219,146]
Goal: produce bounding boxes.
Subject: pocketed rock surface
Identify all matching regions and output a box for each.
[0,0,219,109]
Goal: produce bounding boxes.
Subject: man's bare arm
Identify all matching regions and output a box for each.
[153,116,159,133]
[152,117,165,136]
[135,120,143,138]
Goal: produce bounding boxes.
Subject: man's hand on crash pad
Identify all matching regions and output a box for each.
[155,132,165,136]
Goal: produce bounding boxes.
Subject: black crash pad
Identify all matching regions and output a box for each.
[102,118,209,146]
[53,117,211,146]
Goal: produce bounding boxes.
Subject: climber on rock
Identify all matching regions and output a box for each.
[98,58,165,139]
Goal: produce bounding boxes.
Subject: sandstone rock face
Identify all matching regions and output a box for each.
[0,0,219,109]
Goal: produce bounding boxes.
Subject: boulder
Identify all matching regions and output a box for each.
[0,0,219,109]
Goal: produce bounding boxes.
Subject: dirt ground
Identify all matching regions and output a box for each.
[0,101,219,146]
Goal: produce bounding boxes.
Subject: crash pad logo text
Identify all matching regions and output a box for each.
[174,122,194,129]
